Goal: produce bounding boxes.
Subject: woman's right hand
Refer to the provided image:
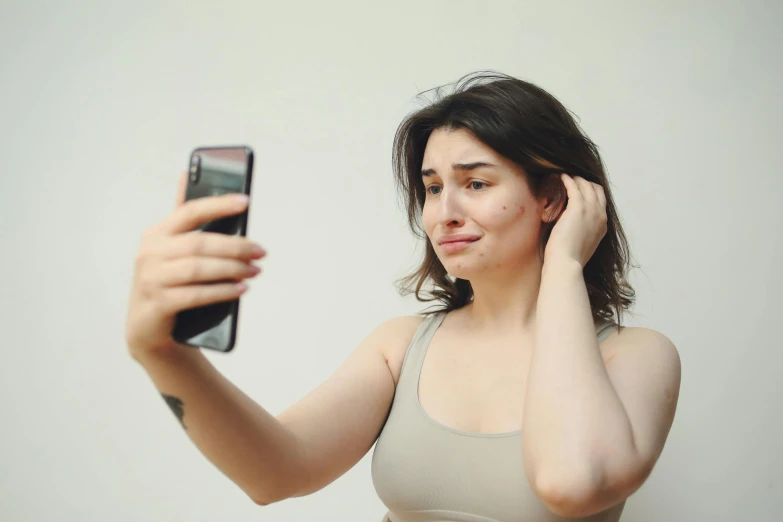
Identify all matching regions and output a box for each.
[125,172,266,362]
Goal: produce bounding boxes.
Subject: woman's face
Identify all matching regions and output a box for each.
[421,127,548,279]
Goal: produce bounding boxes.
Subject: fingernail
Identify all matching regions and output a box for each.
[233,194,249,204]
[251,244,265,256]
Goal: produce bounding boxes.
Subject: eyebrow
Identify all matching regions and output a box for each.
[421,161,496,178]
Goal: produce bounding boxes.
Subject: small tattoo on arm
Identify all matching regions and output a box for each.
[161,393,186,430]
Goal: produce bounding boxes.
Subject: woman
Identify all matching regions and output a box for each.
[125,71,681,522]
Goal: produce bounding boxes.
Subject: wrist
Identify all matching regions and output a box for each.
[542,256,582,278]
[129,341,202,368]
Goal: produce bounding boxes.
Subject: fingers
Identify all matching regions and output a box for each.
[135,233,266,301]
[160,193,250,235]
[156,282,250,316]
[594,182,606,210]
[572,175,593,205]
[151,232,265,262]
[566,175,607,225]
[563,174,605,209]
[135,254,262,313]
[560,174,582,208]
[157,257,261,287]
[575,176,606,215]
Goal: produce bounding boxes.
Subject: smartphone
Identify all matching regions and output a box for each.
[171,145,254,353]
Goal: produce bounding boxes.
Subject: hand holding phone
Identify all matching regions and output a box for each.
[125,146,257,360]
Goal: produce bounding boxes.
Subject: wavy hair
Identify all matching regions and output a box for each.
[392,71,637,327]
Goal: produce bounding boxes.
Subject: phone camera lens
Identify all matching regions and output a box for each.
[189,154,201,184]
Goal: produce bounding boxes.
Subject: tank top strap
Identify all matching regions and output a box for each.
[395,311,447,401]
[596,317,620,344]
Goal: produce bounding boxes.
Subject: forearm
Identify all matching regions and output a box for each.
[523,259,636,491]
[134,347,306,505]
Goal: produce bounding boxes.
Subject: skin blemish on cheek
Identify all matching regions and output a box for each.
[503,206,507,210]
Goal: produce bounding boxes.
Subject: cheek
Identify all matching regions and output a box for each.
[492,203,526,223]
[488,203,533,247]
[421,207,435,230]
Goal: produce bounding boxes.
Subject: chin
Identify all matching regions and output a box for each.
[443,265,479,281]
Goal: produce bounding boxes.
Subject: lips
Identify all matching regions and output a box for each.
[438,234,481,245]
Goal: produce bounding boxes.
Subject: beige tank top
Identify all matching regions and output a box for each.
[371,311,625,522]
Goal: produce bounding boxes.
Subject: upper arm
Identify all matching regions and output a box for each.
[527,327,681,518]
[604,327,682,485]
[276,315,423,497]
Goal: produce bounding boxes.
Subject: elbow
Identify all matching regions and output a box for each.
[249,468,308,507]
[532,464,648,518]
[251,435,311,506]
[533,467,599,518]
[250,482,298,507]
[253,495,285,507]
[250,487,288,507]
[252,495,274,507]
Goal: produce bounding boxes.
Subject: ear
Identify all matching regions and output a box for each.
[540,173,566,224]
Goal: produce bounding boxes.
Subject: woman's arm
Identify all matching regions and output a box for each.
[522,258,681,517]
[135,315,422,505]
[136,347,305,505]
[277,315,422,497]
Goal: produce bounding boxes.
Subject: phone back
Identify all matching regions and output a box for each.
[171,145,254,352]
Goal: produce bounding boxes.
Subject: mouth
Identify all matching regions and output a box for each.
[437,235,481,245]
[439,237,480,253]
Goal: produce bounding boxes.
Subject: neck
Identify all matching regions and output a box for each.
[459,254,543,335]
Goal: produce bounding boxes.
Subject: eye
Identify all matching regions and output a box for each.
[425,185,441,196]
[470,181,487,190]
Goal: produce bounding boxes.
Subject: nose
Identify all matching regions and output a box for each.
[435,186,465,228]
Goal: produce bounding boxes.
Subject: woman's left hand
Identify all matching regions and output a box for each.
[543,174,608,268]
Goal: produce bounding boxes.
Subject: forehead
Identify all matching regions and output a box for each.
[422,128,494,165]
[421,128,527,182]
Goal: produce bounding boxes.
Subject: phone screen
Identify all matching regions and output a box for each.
[172,146,254,352]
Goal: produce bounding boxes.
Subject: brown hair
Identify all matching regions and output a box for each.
[392,71,636,327]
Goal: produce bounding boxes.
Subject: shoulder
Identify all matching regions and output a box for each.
[599,326,682,471]
[602,325,679,356]
[371,315,426,386]
[601,326,681,383]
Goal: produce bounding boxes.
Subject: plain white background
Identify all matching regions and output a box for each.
[1,1,781,520]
